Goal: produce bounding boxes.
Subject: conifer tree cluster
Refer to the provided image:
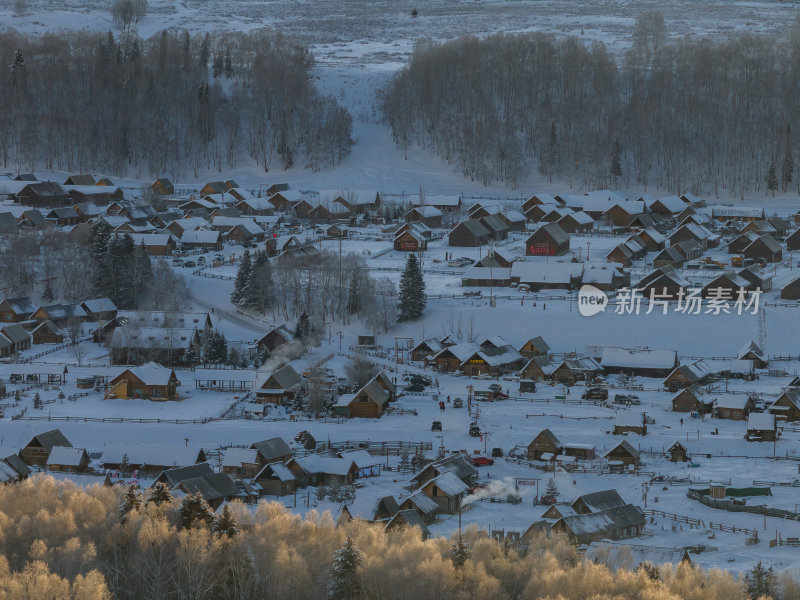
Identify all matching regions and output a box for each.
[202,329,228,364]
[230,248,274,312]
[398,254,426,321]
[89,221,152,309]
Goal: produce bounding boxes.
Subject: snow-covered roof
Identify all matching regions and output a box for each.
[511,261,582,285]
[237,197,274,211]
[81,298,117,313]
[461,266,512,282]
[652,196,688,213]
[127,233,174,246]
[46,446,85,467]
[747,412,775,430]
[340,450,381,469]
[582,266,618,285]
[712,206,765,219]
[408,205,443,218]
[111,328,197,351]
[180,229,220,244]
[292,456,356,476]
[432,341,482,363]
[169,216,208,230]
[403,490,439,514]
[222,448,259,468]
[469,345,523,367]
[427,471,469,496]
[600,348,677,370]
[125,362,176,386]
[212,216,263,234]
[715,395,751,410]
[100,443,202,467]
[615,412,644,428]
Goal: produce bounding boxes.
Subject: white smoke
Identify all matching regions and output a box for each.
[462,477,520,506]
[254,340,307,388]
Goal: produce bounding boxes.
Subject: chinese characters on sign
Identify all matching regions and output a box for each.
[614,287,761,315]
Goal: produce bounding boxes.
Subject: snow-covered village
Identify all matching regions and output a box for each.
[2,0,800,598]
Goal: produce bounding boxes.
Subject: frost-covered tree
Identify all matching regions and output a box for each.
[450,535,471,569]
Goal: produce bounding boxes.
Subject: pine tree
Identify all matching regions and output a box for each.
[545,478,558,497]
[398,254,425,321]
[328,537,361,600]
[767,162,778,196]
[146,482,172,507]
[214,504,238,537]
[450,536,471,569]
[398,453,412,473]
[10,48,25,74]
[609,133,622,184]
[295,312,311,342]
[231,249,252,306]
[33,393,41,409]
[548,121,559,183]
[120,453,130,475]
[224,47,233,77]
[278,122,293,170]
[347,270,361,315]
[120,486,141,519]
[184,343,198,367]
[89,221,113,298]
[247,251,274,311]
[199,32,211,67]
[203,329,228,364]
[745,561,775,599]
[57,391,65,402]
[180,492,214,529]
[783,124,795,191]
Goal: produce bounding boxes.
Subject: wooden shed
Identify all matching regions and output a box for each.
[527,429,563,461]
[21,429,72,467]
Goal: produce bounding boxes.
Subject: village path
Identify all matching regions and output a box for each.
[185,276,272,335]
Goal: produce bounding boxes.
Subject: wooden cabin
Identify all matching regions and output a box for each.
[604,440,640,467]
[527,429,563,461]
[21,429,72,467]
[106,363,180,401]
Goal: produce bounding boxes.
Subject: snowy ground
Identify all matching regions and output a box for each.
[4,0,800,578]
[2,225,800,574]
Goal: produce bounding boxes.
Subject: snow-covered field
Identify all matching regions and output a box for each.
[4,0,800,579]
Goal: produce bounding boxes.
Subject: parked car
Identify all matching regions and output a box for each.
[491,447,503,458]
[404,383,425,393]
[197,256,206,264]
[582,387,608,400]
[184,260,196,268]
[470,456,494,467]
[171,259,184,267]
[488,383,502,392]
[410,375,431,387]
[431,420,442,431]
[214,254,225,262]
[469,423,482,437]
[452,397,463,408]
